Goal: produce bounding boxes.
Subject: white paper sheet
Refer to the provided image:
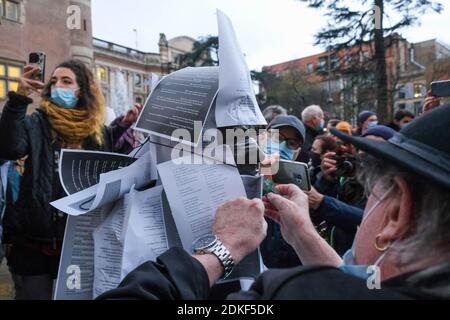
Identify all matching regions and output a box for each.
[51,150,157,216]
[157,154,246,250]
[120,185,168,280]
[53,206,110,300]
[92,196,129,299]
[215,10,267,127]
[58,149,136,196]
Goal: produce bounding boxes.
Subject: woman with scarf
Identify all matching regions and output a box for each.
[0,60,138,299]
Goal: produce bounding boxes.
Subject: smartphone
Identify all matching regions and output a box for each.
[29,52,46,82]
[272,159,311,191]
[430,80,450,97]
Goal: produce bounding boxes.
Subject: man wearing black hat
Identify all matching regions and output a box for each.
[99,105,450,300]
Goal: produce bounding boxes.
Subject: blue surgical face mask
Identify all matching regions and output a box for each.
[367,121,378,130]
[263,138,296,160]
[279,141,296,160]
[263,137,279,156]
[339,185,394,279]
[317,119,325,131]
[51,87,79,109]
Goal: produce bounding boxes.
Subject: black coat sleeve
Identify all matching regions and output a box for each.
[227,266,411,300]
[0,92,33,160]
[97,247,210,300]
[97,248,415,300]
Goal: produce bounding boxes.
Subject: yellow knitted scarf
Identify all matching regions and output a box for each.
[39,99,104,147]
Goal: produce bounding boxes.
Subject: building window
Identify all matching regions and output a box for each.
[414,101,421,114]
[306,63,314,74]
[318,57,327,69]
[397,85,406,99]
[0,61,22,99]
[398,103,406,110]
[1,0,20,21]
[134,73,142,88]
[96,66,108,84]
[413,83,423,99]
[330,56,339,70]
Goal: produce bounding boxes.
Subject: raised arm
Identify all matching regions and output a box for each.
[264,184,343,267]
[0,66,44,159]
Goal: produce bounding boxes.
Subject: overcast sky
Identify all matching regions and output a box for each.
[92,0,450,71]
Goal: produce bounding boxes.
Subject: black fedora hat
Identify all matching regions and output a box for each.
[330,104,450,190]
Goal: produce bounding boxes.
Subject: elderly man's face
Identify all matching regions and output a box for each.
[313,111,325,129]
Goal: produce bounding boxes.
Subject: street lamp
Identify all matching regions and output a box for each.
[133,28,138,50]
[326,44,333,117]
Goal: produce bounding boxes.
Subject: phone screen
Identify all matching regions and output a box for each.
[272,160,311,191]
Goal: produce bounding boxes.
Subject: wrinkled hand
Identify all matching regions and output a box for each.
[16,65,45,97]
[120,103,143,126]
[213,197,267,264]
[321,152,337,180]
[305,186,324,210]
[263,184,313,245]
[422,91,440,114]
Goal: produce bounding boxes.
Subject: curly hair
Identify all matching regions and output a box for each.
[41,60,106,144]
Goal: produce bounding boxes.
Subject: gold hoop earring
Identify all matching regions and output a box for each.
[374,234,390,252]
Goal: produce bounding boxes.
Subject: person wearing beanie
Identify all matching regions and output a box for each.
[354,110,377,136]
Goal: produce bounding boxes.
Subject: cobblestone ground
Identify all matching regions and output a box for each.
[0,260,14,300]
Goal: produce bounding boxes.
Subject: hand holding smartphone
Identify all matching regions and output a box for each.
[430,80,450,98]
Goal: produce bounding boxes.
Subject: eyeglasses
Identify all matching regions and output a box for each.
[274,132,302,150]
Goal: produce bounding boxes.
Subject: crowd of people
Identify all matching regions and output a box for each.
[0,59,449,300]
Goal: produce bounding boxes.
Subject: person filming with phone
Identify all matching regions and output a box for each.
[0,59,140,299]
[308,125,397,255]
[99,104,450,300]
[258,115,306,268]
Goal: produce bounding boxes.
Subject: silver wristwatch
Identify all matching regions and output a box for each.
[192,235,234,279]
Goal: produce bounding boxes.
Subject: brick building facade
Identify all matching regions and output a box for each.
[0,0,195,117]
[262,35,450,119]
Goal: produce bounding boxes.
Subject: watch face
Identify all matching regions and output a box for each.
[193,235,217,251]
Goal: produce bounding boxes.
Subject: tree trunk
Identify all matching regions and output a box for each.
[374,0,389,122]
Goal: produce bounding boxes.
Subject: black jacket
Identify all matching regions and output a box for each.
[296,125,323,163]
[0,92,128,244]
[98,247,450,300]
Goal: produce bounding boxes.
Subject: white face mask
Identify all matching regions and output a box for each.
[339,184,395,279]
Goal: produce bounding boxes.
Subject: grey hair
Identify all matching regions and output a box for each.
[357,153,450,267]
[262,105,288,123]
[301,105,323,123]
